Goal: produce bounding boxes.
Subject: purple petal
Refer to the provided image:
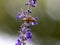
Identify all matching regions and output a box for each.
[17,15,22,19]
[18,12,21,15]
[17,11,26,19]
[28,38,32,43]
[28,0,32,4]
[21,26,26,31]
[32,3,37,7]
[31,22,38,25]
[32,0,37,7]
[26,28,31,31]
[34,17,38,21]
[31,22,35,25]
[29,0,32,2]
[33,0,37,4]
[16,39,21,45]
[17,12,22,19]
[35,22,38,25]
[26,30,32,39]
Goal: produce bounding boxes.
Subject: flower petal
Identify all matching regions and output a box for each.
[26,30,32,39]
[16,39,21,45]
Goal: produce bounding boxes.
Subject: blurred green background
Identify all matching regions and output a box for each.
[0,0,60,45]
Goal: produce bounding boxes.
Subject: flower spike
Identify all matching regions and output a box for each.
[16,0,38,45]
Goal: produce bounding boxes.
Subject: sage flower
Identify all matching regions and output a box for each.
[16,0,38,45]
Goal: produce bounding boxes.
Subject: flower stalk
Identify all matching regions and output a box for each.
[16,0,38,45]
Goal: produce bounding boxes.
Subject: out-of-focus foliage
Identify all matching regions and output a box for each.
[0,0,60,45]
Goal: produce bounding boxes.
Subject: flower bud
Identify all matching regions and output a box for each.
[32,0,37,7]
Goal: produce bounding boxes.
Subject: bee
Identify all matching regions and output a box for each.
[22,17,35,23]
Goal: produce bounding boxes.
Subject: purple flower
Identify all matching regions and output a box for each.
[26,28,31,31]
[26,30,32,39]
[16,39,21,45]
[31,17,38,25]
[17,12,22,19]
[16,0,38,45]
[32,3,37,7]
[34,17,38,21]
[29,0,32,2]
[31,22,35,25]
[17,15,22,19]
[31,21,38,25]
[21,26,26,31]
[28,38,32,43]
[25,0,37,7]
[32,0,37,7]
[33,0,37,4]
[18,12,21,15]
[17,12,26,19]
